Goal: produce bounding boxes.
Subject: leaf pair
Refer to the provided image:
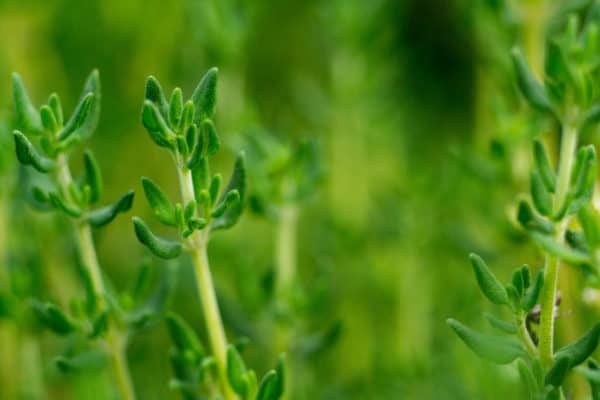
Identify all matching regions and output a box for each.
[227,346,285,400]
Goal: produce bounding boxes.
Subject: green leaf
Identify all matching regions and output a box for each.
[141,177,176,226]
[517,200,555,234]
[169,87,183,128]
[73,70,101,139]
[533,139,556,193]
[517,359,539,399]
[447,318,526,364]
[227,345,248,395]
[512,268,524,297]
[185,124,203,169]
[572,145,596,199]
[202,119,220,156]
[521,270,544,312]
[87,190,135,227]
[483,313,517,334]
[531,170,552,216]
[578,360,600,399]
[511,47,555,115]
[33,301,76,335]
[555,323,600,367]
[40,105,58,133]
[165,312,205,359]
[469,253,508,305]
[211,152,246,231]
[49,191,82,218]
[132,216,182,259]
[272,354,285,399]
[191,67,218,122]
[13,130,55,172]
[58,93,94,141]
[545,355,571,387]
[256,370,280,400]
[82,150,103,204]
[192,158,210,199]
[530,231,591,265]
[12,73,43,135]
[144,76,169,118]
[89,311,109,338]
[209,174,222,205]
[141,100,175,149]
[48,93,63,127]
[211,190,240,219]
[580,206,600,248]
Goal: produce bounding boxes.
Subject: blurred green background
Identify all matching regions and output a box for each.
[2,0,598,399]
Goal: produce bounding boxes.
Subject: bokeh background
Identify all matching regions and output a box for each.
[2,0,599,399]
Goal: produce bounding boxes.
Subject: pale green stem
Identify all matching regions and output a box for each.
[176,163,237,400]
[275,204,298,296]
[56,154,136,400]
[517,313,537,356]
[538,123,578,367]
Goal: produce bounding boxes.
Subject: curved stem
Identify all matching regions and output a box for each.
[538,123,578,367]
[56,154,136,400]
[177,165,237,400]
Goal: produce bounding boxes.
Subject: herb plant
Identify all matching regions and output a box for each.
[10,71,172,400]
[448,13,600,399]
[133,68,285,400]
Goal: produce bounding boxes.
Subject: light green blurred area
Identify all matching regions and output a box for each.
[3,0,597,399]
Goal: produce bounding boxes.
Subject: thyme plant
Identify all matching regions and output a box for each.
[133,68,284,400]
[11,71,171,400]
[449,13,600,399]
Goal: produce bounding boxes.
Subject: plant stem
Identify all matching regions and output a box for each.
[56,154,136,400]
[517,314,537,356]
[538,123,578,367]
[276,204,298,296]
[176,163,237,400]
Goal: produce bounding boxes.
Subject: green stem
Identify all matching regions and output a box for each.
[275,204,298,296]
[56,154,136,400]
[517,313,537,356]
[538,123,578,367]
[177,164,237,400]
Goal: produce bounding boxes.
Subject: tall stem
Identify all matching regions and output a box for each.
[538,123,578,367]
[276,204,298,296]
[177,164,237,400]
[56,154,136,400]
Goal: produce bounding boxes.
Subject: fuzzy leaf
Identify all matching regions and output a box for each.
[40,105,58,133]
[87,190,134,227]
[145,76,169,118]
[521,270,544,312]
[227,345,248,395]
[530,231,591,265]
[48,93,63,127]
[256,370,280,400]
[511,47,555,114]
[142,100,175,149]
[447,318,526,364]
[132,217,182,259]
[58,93,94,141]
[72,70,101,139]
[202,119,220,156]
[49,191,82,217]
[12,73,43,135]
[483,313,517,334]
[13,131,55,172]
[211,152,246,231]
[531,170,552,216]
[169,87,183,128]
[545,356,571,387]
[469,253,508,305]
[191,67,218,122]
[33,301,76,335]
[533,139,556,193]
[555,323,600,367]
[165,312,205,359]
[517,200,555,234]
[141,177,176,226]
[82,150,103,204]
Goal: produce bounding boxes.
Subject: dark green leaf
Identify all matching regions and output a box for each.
[530,231,591,265]
[58,93,93,141]
[447,318,526,364]
[141,100,175,149]
[226,345,248,395]
[191,67,218,122]
[202,119,220,156]
[40,105,58,133]
[141,177,176,226]
[533,139,556,192]
[483,313,517,334]
[511,47,555,114]
[87,190,135,227]
[33,301,76,335]
[132,216,182,259]
[469,253,508,305]
[72,70,101,139]
[211,152,246,231]
[165,312,204,359]
[49,191,82,217]
[531,170,552,216]
[521,270,544,312]
[82,150,103,204]
[517,359,539,399]
[144,76,169,118]
[13,130,55,172]
[256,370,280,400]
[545,355,571,387]
[555,323,600,367]
[169,87,183,128]
[48,93,63,127]
[12,73,43,135]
